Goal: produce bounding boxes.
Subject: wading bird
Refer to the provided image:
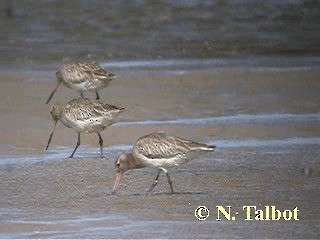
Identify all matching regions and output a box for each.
[46,98,124,158]
[112,132,216,194]
[46,61,115,104]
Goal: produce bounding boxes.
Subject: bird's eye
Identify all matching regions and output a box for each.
[115,162,120,167]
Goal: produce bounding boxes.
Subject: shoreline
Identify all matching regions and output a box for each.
[2,55,320,73]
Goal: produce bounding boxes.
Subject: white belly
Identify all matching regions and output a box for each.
[137,153,192,168]
[60,115,106,133]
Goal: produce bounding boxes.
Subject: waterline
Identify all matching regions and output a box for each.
[116,113,320,126]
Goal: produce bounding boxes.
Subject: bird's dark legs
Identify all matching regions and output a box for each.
[147,169,162,194]
[69,133,80,158]
[46,81,61,104]
[165,171,174,193]
[98,133,103,157]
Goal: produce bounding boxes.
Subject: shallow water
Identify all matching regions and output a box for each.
[1,0,320,67]
[116,112,320,126]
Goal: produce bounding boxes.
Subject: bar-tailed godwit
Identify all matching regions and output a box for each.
[46,61,115,104]
[46,98,124,158]
[112,132,216,194]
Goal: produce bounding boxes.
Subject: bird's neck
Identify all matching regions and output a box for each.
[127,153,145,170]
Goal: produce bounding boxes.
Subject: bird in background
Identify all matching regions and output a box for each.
[46,98,124,158]
[112,132,216,195]
[46,61,115,104]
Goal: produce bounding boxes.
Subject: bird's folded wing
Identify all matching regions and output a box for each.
[80,62,109,79]
[64,105,101,122]
[92,68,109,79]
[137,137,189,159]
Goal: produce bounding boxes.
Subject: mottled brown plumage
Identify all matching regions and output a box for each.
[112,132,216,194]
[46,61,115,104]
[46,98,124,158]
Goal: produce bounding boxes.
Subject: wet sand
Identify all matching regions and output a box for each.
[1,145,319,238]
[0,62,320,238]
[0,64,319,153]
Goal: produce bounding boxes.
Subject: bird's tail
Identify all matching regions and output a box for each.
[202,145,216,151]
[109,73,116,78]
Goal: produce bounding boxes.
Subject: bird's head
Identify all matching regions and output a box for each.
[112,152,144,195]
[50,105,62,122]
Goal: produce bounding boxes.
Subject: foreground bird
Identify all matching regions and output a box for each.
[46,98,124,158]
[112,132,216,195]
[46,61,115,104]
